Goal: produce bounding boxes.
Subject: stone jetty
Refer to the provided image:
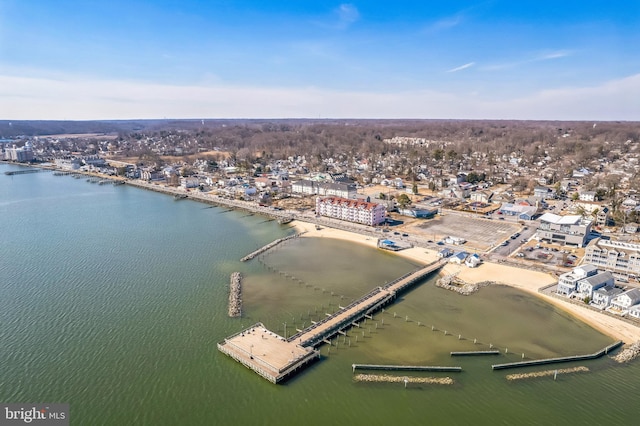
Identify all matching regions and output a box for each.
[353,374,454,385]
[612,341,640,363]
[506,366,589,381]
[436,275,493,295]
[228,272,242,317]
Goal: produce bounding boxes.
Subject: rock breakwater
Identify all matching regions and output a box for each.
[228,272,242,317]
[612,341,640,363]
[353,374,454,385]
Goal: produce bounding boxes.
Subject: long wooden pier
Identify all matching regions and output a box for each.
[218,259,447,383]
[288,259,448,348]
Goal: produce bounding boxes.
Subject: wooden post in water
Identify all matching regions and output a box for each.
[505,348,508,354]
[522,353,525,359]
[554,370,558,380]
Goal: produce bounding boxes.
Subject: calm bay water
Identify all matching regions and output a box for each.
[1,163,639,425]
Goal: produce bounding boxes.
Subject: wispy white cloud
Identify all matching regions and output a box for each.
[0,71,637,121]
[483,50,572,71]
[335,3,360,28]
[426,14,464,32]
[447,62,475,73]
[538,50,571,60]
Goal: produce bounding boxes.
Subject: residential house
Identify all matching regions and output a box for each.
[438,248,453,258]
[591,286,623,309]
[465,253,481,268]
[628,304,640,319]
[470,190,493,203]
[596,207,610,227]
[557,264,599,296]
[536,213,593,247]
[579,191,597,202]
[575,271,615,299]
[534,186,553,199]
[449,251,468,264]
[609,288,640,314]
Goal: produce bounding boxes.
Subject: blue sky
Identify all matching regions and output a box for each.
[1,0,638,120]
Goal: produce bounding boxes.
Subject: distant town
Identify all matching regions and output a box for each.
[3,119,640,322]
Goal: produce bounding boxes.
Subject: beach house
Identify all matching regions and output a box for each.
[575,271,615,299]
[608,288,640,315]
[556,264,599,297]
[591,286,623,309]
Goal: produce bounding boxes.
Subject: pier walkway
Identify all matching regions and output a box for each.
[289,259,448,347]
[218,259,447,383]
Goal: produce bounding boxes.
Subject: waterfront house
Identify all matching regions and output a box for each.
[591,286,624,309]
[556,264,599,296]
[449,251,468,264]
[628,304,640,319]
[438,248,453,258]
[575,271,614,299]
[609,288,640,314]
[465,253,481,268]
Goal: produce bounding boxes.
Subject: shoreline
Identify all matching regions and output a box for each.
[5,161,639,344]
[293,220,640,344]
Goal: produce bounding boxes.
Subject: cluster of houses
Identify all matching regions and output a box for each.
[557,264,640,319]
[438,248,482,268]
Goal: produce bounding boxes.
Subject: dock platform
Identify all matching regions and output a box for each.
[217,323,320,383]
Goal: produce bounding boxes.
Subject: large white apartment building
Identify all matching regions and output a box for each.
[292,180,356,199]
[315,196,386,226]
[584,238,640,279]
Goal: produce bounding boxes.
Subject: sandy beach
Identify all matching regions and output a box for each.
[293,220,640,344]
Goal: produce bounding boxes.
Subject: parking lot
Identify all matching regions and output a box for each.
[410,213,521,251]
